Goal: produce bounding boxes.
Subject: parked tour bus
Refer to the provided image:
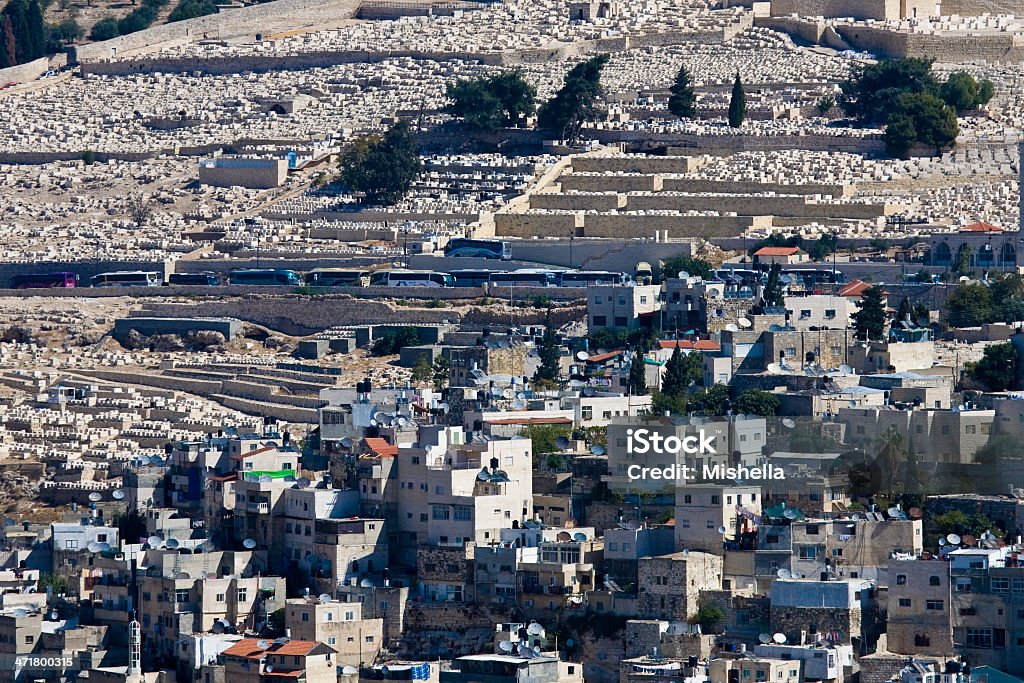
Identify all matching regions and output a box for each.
[91,271,162,287]
[228,269,302,286]
[487,270,557,287]
[449,269,498,287]
[368,270,455,287]
[557,271,631,287]
[304,269,371,287]
[9,272,78,289]
[443,238,512,260]
[168,272,221,286]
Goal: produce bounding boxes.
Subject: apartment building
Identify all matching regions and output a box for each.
[675,484,763,555]
[285,596,384,666]
[221,638,336,683]
[636,551,723,621]
[886,557,955,657]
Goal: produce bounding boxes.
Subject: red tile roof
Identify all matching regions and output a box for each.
[363,437,397,458]
[222,638,270,659]
[585,350,623,363]
[222,638,325,660]
[231,445,277,460]
[960,221,1003,233]
[753,246,801,256]
[839,280,887,298]
[657,339,721,351]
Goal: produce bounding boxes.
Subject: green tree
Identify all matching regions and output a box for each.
[661,345,689,397]
[667,63,697,119]
[651,389,688,416]
[411,356,432,385]
[661,255,712,281]
[523,423,572,463]
[896,92,959,156]
[537,53,609,142]
[339,120,422,206]
[89,16,120,40]
[533,306,561,383]
[762,263,784,307]
[851,285,887,341]
[896,297,912,323]
[839,57,938,124]
[967,342,1019,391]
[944,282,994,327]
[939,71,980,112]
[432,356,449,392]
[727,71,746,128]
[914,269,933,283]
[0,16,15,68]
[168,0,219,21]
[445,70,536,131]
[371,327,421,356]
[954,244,973,275]
[807,233,838,261]
[735,389,780,417]
[691,603,725,631]
[696,383,730,416]
[25,0,44,59]
[39,572,68,595]
[627,349,647,396]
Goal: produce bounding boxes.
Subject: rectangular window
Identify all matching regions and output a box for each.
[992,578,1009,593]
[966,628,993,648]
[432,505,450,520]
[926,600,943,610]
[898,598,911,607]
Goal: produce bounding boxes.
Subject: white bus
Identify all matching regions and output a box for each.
[368,270,455,288]
[91,271,162,287]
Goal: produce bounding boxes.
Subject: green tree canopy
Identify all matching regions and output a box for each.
[939,71,995,112]
[839,57,938,124]
[967,342,1020,391]
[945,282,994,328]
[851,285,887,341]
[727,71,746,128]
[668,63,697,119]
[696,383,730,416]
[445,70,536,131]
[661,255,713,281]
[538,54,609,142]
[735,389,780,417]
[339,120,422,206]
[627,349,648,396]
[762,263,784,308]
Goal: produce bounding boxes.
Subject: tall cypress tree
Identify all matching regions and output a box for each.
[0,16,14,68]
[762,263,784,308]
[627,349,648,396]
[26,0,44,60]
[533,306,562,384]
[728,71,746,128]
[852,286,888,341]
[661,345,688,397]
[4,0,28,64]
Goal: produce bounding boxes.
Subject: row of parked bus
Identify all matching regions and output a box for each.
[7,267,634,290]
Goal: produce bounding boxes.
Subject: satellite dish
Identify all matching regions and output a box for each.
[502,388,514,399]
[12,609,28,619]
[88,492,102,503]
[360,578,375,588]
[591,445,606,456]
[259,474,273,484]
[782,418,796,428]
[777,568,792,579]
[87,541,101,553]
[438,402,450,412]
[624,519,641,531]
[380,414,394,426]
[511,399,526,410]
[212,620,225,634]
[555,436,570,450]
[766,363,783,375]
[783,509,798,520]
[284,475,296,483]
[566,639,575,648]
[499,640,515,652]
[340,438,353,449]
[717,525,727,534]
[962,534,976,546]
[343,667,359,676]
[112,489,126,500]
[175,571,190,580]
[557,531,572,542]
[146,535,162,548]
[938,537,947,546]
[297,477,311,489]
[576,351,590,361]
[887,507,902,518]
[243,538,257,549]
[97,542,111,552]
[738,317,752,329]
[909,507,924,519]
[947,534,961,545]
[139,455,153,466]
[573,532,587,542]
[165,539,180,549]
[151,456,164,467]
[527,622,544,636]
[773,633,787,644]
[266,665,274,673]
[199,571,209,580]
[257,640,270,650]
[319,593,333,603]
[769,324,784,332]
[369,419,378,427]
[839,364,853,374]
[477,468,490,481]
[725,323,740,332]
